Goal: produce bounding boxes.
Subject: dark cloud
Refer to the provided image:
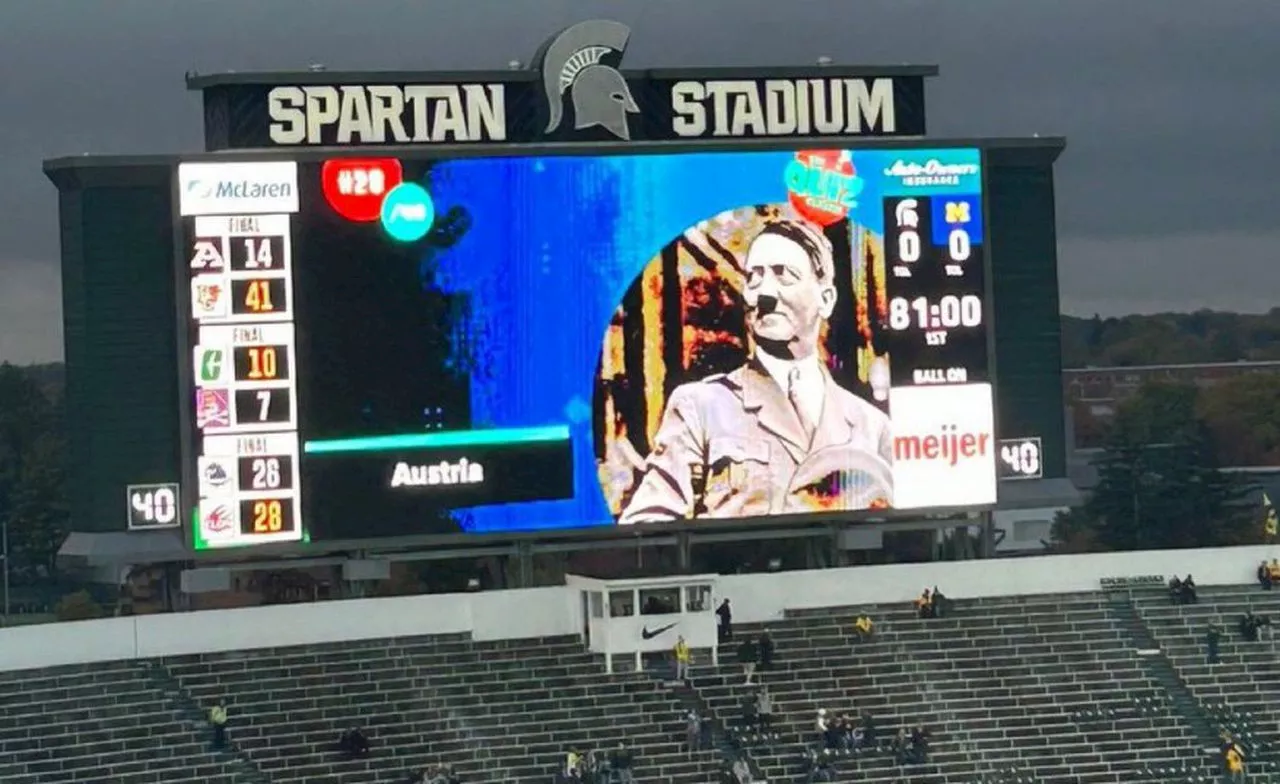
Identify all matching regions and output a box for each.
[1,0,1277,359]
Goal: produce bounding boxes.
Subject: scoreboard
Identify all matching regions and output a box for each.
[184,207,304,548]
[171,145,1001,550]
[881,193,986,387]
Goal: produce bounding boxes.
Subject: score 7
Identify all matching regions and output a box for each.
[233,388,291,426]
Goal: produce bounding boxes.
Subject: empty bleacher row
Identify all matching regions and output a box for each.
[5,584,1274,784]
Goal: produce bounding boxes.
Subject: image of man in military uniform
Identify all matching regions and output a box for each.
[618,218,893,524]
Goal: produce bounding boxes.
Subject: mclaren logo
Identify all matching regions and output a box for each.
[641,622,677,640]
[540,19,639,141]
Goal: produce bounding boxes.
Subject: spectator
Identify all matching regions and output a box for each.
[1222,731,1246,781]
[563,748,584,782]
[209,701,229,751]
[684,709,703,752]
[1239,611,1270,642]
[584,750,606,782]
[860,712,879,748]
[609,742,635,784]
[804,746,836,782]
[914,589,934,619]
[815,708,831,746]
[757,631,775,671]
[717,599,733,642]
[1258,560,1272,590]
[853,615,874,642]
[908,725,930,763]
[737,636,759,686]
[756,688,775,732]
[730,754,754,784]
[739,693,759,730]
[849,722,867,752]
[426,764,458,784]
[931,586,950,618]
[337,727,370,760]
[1206,621,1222,664]
[891,728,910,763]
[673,635,692,682]
[1170,575,1197,605]
[837,714,856,749]
[822,714,844,751]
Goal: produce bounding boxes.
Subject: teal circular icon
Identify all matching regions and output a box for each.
[380,182,435,242]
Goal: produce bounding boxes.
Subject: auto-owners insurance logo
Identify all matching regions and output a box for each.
[178,161,300,216]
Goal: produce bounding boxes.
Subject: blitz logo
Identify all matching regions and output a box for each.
[540,19,638,141]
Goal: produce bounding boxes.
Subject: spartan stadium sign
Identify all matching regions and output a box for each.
[190,20,933,150]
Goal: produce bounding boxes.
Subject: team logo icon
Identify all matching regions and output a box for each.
[198,457,235,495]
[945,201,971,225]
[195,388,231,430]
[201,501,235,534]
[196,347,226,384]
[191,275,228,319]
[540,20,638,141]
[189,239,226,270]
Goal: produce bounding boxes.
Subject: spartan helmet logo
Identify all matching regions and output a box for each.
[540,20,639,141]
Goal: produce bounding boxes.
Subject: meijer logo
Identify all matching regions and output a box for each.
[894,424,992,467]
[179,161,299,216]
[887,383,998,509]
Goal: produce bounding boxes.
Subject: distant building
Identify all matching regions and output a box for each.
[1065,360,1280,417]
[1064,361,1280,451]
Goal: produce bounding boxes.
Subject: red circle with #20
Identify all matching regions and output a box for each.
[322,159,404,222]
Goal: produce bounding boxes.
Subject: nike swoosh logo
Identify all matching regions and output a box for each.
[641,622,677,640]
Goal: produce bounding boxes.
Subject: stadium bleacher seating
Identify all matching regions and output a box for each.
[161,633,723,784]
[1134,584,1280,775]
[690,593,1211,783]
[11,583,1280,783]
[0,660,246,784]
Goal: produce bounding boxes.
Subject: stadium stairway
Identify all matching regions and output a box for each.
[157,632,725,784]
[0,659,252,784]
[689,593,1207,783]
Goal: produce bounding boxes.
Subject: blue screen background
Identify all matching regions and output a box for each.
[420,147,981,532]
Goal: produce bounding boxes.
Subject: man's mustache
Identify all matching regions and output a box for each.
[750,294,782,316]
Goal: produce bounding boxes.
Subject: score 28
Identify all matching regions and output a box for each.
[238,497,296,535]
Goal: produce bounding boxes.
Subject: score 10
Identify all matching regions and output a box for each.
[233,344,290,383]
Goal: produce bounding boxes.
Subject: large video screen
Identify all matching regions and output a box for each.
[178,146,996,548]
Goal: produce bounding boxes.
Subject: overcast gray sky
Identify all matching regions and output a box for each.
[1,0,1277,363]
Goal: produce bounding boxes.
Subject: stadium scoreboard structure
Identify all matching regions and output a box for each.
[45,19,1070,553]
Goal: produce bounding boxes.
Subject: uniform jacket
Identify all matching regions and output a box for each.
[619,358,892,523]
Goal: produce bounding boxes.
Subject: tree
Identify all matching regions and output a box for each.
[1065,381,1253,552]
[0,363,68,578]
[1197,373,1280,466]
[7,431,69,577]
[1048,506,1103,554]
